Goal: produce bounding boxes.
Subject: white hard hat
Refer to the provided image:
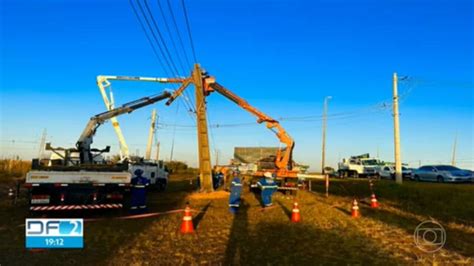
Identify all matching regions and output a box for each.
[264,172,272,178]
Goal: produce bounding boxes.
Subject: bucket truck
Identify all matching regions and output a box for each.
[25,91,171,211]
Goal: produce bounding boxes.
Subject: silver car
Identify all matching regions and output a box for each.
[413,165,472,183]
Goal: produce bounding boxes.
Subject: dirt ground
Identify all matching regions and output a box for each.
[0,177,473,265]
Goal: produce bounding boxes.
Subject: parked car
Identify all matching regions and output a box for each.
[466,169,474,182]
[413,165,472,183]
[378,165,411,179]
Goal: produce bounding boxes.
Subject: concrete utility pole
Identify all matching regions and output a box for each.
[145,109,157,160]
[155,141,160,162]
[451,134,457,166]
[321,96,332,174]
[194,64,213,192]
[392,73,403,184]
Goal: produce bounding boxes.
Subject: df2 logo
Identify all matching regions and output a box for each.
[26,219,83,236]
[414,220,446,253]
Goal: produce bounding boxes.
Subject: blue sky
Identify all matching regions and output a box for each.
[1,0,473,170]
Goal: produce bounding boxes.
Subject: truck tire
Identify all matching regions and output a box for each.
[352,171,359,178]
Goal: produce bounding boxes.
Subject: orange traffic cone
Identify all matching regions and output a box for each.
[351,199,360,218]
[180,203,194,234]
[370,193,379,208]
[291,202,301,223]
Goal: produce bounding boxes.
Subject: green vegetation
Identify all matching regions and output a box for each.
[0,159,30,182]
[312,179,474,225]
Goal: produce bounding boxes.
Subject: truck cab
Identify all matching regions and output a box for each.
[338,154,380,178]
[129,160,169,191]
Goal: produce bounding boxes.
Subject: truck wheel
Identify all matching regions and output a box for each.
[352,171,359,178]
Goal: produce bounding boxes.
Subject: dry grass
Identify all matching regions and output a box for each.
[0,176,473,265]
[0,159,30,182]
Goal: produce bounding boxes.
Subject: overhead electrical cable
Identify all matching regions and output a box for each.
[180,0,198,63]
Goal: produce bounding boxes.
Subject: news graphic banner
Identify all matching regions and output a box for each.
[25,219,83,248]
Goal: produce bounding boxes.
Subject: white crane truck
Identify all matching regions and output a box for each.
[25,91,171,211]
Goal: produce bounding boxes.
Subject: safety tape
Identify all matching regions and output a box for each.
[30,204,123,211]
[260,205,277,211]
[83,208,208,222]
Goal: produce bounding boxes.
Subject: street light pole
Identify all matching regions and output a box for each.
[321,96,332,174]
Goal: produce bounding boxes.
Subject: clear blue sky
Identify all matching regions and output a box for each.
[1,0,473,170]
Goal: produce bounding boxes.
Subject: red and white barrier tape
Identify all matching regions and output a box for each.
[84,208,207,222]
[30,204,122,211]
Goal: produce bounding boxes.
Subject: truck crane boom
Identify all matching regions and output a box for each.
[203,77,295,172]
[165,69,295,175]
[96,75,184,160]
[76,91,171,164]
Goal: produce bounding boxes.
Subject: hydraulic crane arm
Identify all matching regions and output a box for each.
[96,75,185,160]
[203,77,295,171]
[76,91,171,164]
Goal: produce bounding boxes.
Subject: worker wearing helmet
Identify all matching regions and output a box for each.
[130,168,150,213]
[228,170,243,214]
[257,172,278,207]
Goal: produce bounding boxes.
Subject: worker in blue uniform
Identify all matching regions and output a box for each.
[130,169,150,213]
[212,172,220,190]
[257,172,278,207]
[228,170,243,214]
[217,171,224,189]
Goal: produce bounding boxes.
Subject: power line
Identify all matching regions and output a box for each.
[155,0,188,76]
[180,0,198,63]
[132,0,194,120]
[129,0,171,76]
[133,0,178,76]
[165,0,192,69]
[140,0,181,76]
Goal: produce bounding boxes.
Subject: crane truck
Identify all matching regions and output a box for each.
[25,91,171,211]
[165,68,299,192]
